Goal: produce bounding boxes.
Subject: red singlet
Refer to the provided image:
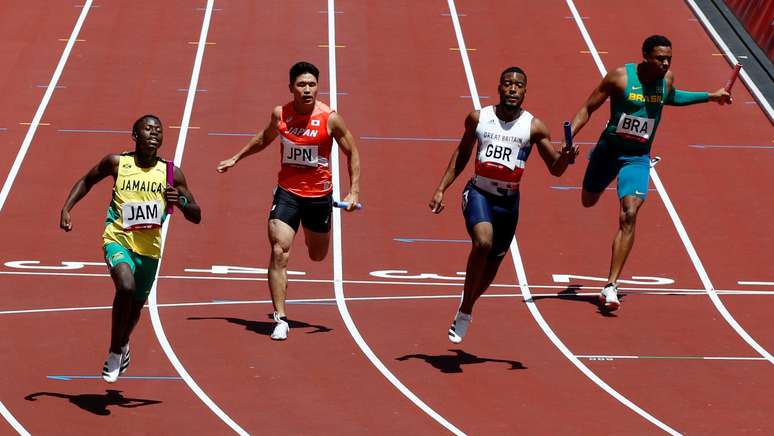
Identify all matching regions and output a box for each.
[277,101,334,197]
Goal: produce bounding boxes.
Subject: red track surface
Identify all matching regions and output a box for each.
[0,1,772,435]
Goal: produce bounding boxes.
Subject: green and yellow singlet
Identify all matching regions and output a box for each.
[602,63,667,156]
[102,153,168,259]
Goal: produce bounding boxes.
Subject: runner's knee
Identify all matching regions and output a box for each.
[471,236,493,254]
[270,242,291,265]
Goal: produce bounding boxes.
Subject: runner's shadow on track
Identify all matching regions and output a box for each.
[528,285,622,317]
[24,389,161,416]
[396,349,526,374]
[188,316,332,336]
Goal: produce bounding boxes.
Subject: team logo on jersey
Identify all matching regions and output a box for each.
[311,119,320,126]
[123,163,132,169]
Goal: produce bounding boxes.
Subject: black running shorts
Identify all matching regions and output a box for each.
[269,186,333,233]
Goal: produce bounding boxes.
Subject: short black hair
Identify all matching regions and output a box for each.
[500,66,527,83]
[132,114,161,136]
[642,35,672,55]
[289,61,319,84]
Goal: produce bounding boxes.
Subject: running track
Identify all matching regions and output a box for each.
[0,1,772,434]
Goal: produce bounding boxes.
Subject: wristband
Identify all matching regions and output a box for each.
[179,196,189,208]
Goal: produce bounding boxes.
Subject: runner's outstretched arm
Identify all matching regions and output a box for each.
[429,110,479,214]
[217,107,281,173]
[665,75,731,106]
[60,154,118,231]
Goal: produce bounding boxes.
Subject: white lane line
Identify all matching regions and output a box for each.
[0,1,94,432]
[566,1,774,367]
[683,0,774,121]
[447,0,680,432]
[5,268,774,295]
[326,2,464,434]
[511,242,681,434]
[145,2,248,435]
[577,355,767,361]
[4,288,774,317]
[0,1,93,214]
[0,401,28,436]
[738,281,774,286]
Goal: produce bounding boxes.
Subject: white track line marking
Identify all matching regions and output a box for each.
[0,2,92,214]
[5,268,774,295]
[4,289,774,317]
[327,2,464,434]
[0,1,94,432]
[683,0,774,121]
[448,0,680,432]
[0,401,28,436]
[145,2,248,435]
[567,0,774,367]
[577,354,767,361]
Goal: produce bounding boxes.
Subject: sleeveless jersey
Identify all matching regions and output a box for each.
[102,154,168,259]
[472,106,533,194]
[277,101,335,197]
[602,63,667,155]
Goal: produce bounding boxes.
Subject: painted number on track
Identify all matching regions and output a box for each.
[552,274,674,286]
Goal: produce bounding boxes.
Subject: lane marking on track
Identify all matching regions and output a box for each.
[577,355,767,362]
[447,0,681,433]
[318,44,346,48]
[170,125,200,129]
[18,122,50,126]
[48,375,182,381]
[5,267,774,295]
[35,85,66,89]
[4,289,774,316]
[177,88,208,92]
[207,132,254,136]
[580,50,607,54]
[58,38,85,42]
[0,0,90,214]
[58,128,130,134]
[738,281,774,286]
[568,0,774,367]
[326,2,464,434]
[145,2,248,435]
[684,0,774,121]
[689,144,774,149]
[188,41,215,45]
[450,47,475,51]
[0,2,95,433]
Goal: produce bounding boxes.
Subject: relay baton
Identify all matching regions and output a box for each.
[563,121,575,164]
[166,160,174,214]
[724,63,742,93]
[333,201,363,210]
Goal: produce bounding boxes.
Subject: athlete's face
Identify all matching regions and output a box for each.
[643,46,672,78]
[133,118,163,155]
[290,73,318,105]
[498,72,527,109]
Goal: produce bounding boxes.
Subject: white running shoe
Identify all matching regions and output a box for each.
[599,283,620,311]
[448,311,472,344]
[102,352,122,383]
[271,312,289,341]
[119,345,130,375]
